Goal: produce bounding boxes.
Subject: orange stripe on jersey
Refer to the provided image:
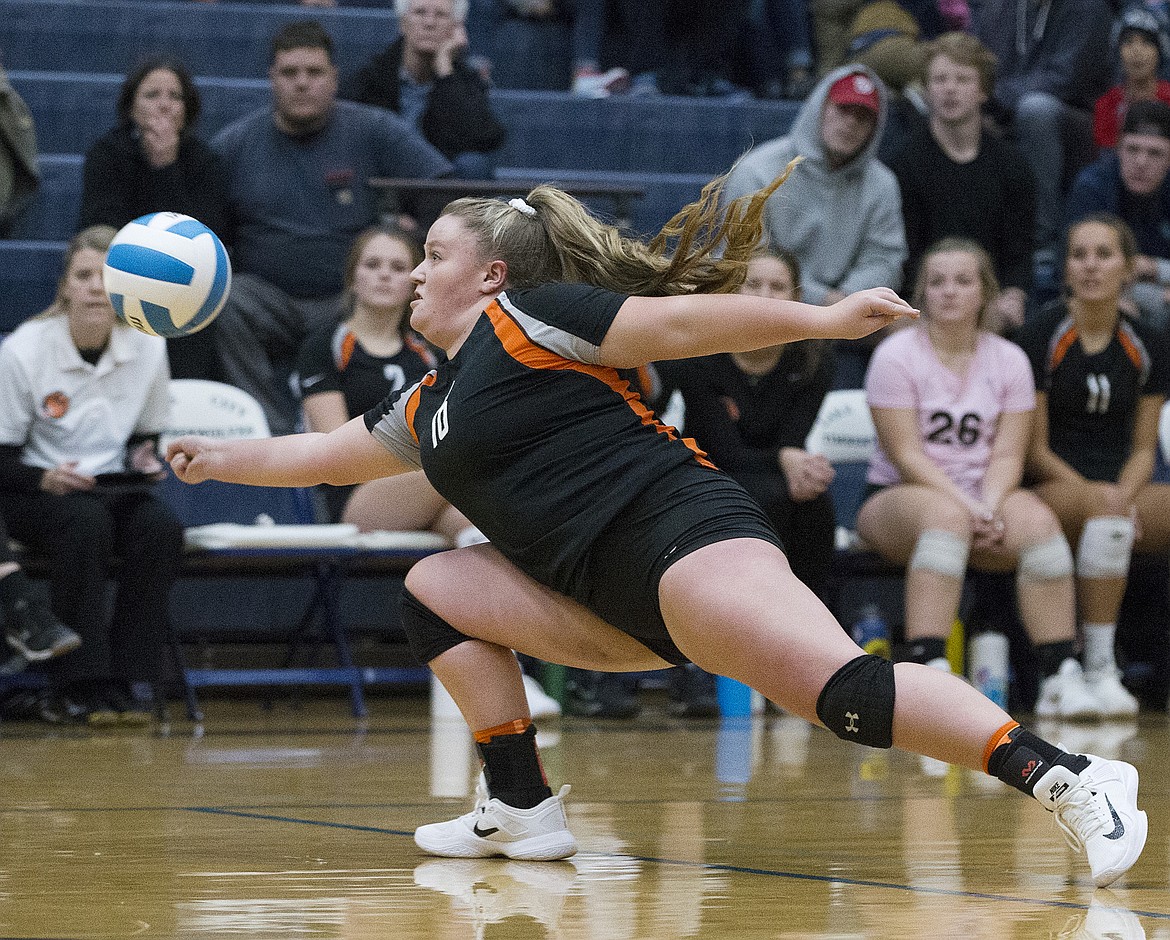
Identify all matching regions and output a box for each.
[484,300,716,469]
[404,373,437,444]
[403,331,438,368]
[337,331,357,371]
[1117,327,1145,372]
[1048,324,1079,373]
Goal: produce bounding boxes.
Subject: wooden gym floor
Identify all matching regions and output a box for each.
[0,694,1166,939]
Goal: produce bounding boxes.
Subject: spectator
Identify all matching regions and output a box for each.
[857,238,1099,717]
[723,64,906,386]
[478,0,628,95]
[812,0,957,83]
[975,0,1113,258]
[1017,214,1170,718]
[212,20,452,435]
[0,225,183,725]
[0,517,82,675]
[0,61,39,238]
[888,32,1035,334]
[79,56,231,380]
[741,0,816,100]
[1094,7,1170,150]
[343,0,506,180]
[1066,100,1170,334]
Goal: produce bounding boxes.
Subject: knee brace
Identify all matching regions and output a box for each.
[1075,516,1135,579]
[400,589,472,665]
[909,528,970,579]
[816,654,896,749]
[1017,533,1074,582]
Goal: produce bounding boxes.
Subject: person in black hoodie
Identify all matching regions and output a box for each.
[344,0,506,179]
[78,56,231,380]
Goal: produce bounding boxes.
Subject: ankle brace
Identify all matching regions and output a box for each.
[476,723,553,809]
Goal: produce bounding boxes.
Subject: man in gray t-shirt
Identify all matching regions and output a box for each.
[212,19,452,434]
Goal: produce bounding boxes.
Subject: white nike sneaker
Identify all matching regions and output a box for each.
[1085,668,1140,718]
[1037,659,1102,720]
[523,673,563,720]
[1033,754,1148,887]
[415,775,578,861]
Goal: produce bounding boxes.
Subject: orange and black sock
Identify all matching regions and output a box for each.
[984,721,1089,797]
[474,719,553,809]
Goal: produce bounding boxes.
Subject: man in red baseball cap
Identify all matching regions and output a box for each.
[822,70,881,170]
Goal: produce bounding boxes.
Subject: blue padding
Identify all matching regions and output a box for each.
[11,153,83,240]
[12,71,800,174]
[0,240,68,332]
[0,0,398,79]
[107,243,196,284]
[158,474,316,527]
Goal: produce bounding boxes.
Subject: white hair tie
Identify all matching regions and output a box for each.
[508,197,537,216]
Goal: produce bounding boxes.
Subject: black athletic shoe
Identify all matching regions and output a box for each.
[101,683,154,726]
[6,601,82,662]
[564,669,640,719]
[668,664,720,718]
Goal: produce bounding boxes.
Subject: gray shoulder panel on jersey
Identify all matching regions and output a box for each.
[369,384,424,471]
[497,293,603,364]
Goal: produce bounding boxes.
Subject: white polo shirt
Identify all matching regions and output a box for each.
[0,315,170,476]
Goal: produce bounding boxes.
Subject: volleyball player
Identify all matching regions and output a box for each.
[167,169,1148,887]
[1018,213,1170,717]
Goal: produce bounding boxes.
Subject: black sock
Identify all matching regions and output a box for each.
[897,637,947,664]
[476,724,553,809]
[987,725,1090,797]
[1035,640,1076,678]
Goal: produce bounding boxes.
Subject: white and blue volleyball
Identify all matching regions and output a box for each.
[103,213,231,338]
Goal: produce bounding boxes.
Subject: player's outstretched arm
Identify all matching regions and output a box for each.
[598,287,917,367]
[167,415,411,488]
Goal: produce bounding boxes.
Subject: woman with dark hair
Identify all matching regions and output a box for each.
[79,56,231,379]
[1018,213,1170,718]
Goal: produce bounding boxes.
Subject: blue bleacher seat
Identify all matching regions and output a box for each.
[12,70,800,174]
[12,153,83,240]
[0,0,398,79]
[0,240,68,331]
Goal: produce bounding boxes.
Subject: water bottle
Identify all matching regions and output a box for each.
[852,603,891,660]
[968,630,1009,708]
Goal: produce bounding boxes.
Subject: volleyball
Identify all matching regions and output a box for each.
[103,212,231,338]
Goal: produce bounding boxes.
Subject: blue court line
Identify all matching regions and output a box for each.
[176,806,1169,919]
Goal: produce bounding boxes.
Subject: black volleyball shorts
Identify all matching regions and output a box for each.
[573,462,784,665]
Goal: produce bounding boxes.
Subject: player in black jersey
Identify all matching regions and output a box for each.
[1017,214,1170,718]
[294,224,465,534]
[167,167,1147,886]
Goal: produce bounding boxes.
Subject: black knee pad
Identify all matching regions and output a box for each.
[400,589,472,665]
[815,654,896,749]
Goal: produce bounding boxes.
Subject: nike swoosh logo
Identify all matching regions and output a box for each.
[472,822,500,838]
[301,374,326,388]
[1103,794,1125,840]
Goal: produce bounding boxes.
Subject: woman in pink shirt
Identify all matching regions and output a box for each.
[857,239,1100,719]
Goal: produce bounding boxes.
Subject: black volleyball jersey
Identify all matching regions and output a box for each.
[1016,303,1170,481]
[363,283,714,593]
[295,321,437,419]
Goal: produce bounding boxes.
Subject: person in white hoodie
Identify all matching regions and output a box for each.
[723,64,907,387]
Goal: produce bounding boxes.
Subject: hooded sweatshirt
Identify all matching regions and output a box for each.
[723,65,906,305]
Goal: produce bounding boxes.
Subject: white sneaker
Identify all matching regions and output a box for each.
[415,775,578,860]
[523,673,562,719]
[1037,659,1102,720]
[1086,668,1139,718]
[1033,755,1148,887]
[571,66,630,98]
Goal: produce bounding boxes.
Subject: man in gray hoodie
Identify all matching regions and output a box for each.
[724,64,906,385]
